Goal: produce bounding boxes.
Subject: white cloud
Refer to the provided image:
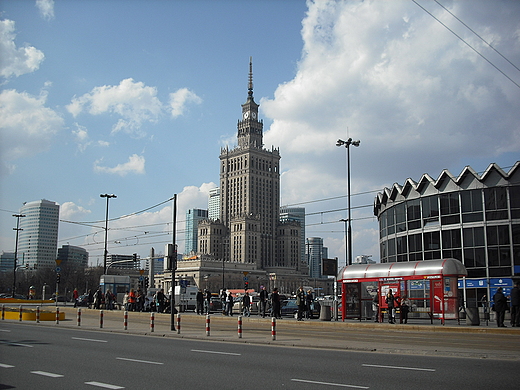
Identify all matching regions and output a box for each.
[0,19,45,78]
[94,154,146,176]
[60,201,91,220]
[169,88,202,118]
[36,0,55,21]
[0,89,63,174]
[262,0,520,262]
[67,78,163,136]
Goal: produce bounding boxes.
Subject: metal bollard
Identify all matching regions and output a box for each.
[1,305,4,320]
[77,308,81,326]
[238,316,243,338]
[99,310,103,328]
[271,317,276,340]
[150,312,155,332]
[206,314,210,336]
[56,307,60,324]
[177,313,181,334]
[19,305,23,321]
[36,306,40,323]
[124,311,128,330]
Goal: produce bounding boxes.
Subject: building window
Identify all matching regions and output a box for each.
[424,231,440,260]
[440,193,460,225]
[407,199,421,230]
[461,189,483,223]
[408,233,422,261]
[484,187,508,221]
[510,186,520,219]
[422,195,439,227]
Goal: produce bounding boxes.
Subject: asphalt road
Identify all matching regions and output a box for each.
[1,319,520,389]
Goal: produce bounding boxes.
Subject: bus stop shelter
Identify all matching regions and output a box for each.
[338,258,467,324]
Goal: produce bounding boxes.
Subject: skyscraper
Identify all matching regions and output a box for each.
[185,208,208,254]
[197,59,301,272]
[208,187,220,221]
[306,237,328,278]
[18,199,59,269]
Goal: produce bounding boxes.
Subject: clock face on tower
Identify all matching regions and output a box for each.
[251,111,257,119]
[243,111,249,119]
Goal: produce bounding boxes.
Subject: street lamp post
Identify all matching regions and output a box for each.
[336,138,360,266]
[339,218,349,268]
[12,213,25,298]
[100,194,117,274]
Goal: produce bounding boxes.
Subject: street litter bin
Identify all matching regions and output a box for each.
[466,307,480,326]
[320,305,331,321]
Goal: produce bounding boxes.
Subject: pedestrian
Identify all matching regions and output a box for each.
[493,287,508,327]
[220,289,227,315]
[400,295,410,324]
[511,282,520,327]
[385,289,397,324]
[105,289,113,310]
[226,291,234,316]
[204,289,212,314]
[305,290,314,319]
[243,292,251,317]
[93,288,102,310]
[271,287,281,319]
[296,287,305,321]
[196,289,204,315]
[73,288,79,308]
[123,291,129,311]
[87,289,94,309]
[128,288,136,311]
[259,285,268,317]
[155,288,165,313]
[372,291,380,322]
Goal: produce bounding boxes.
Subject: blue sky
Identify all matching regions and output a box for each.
[1,0,519,267]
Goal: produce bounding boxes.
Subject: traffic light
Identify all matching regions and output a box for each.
[56,273,61,284]
[244,281,249,291]
[132,253,137,262]
[145,277,149,289]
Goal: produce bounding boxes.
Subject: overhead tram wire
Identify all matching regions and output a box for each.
[433,0,520,73]
[412,0,520,90]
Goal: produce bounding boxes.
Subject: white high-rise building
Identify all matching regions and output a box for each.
[306,237,328,278]
[208,187,220,221]
[18,199,60,269]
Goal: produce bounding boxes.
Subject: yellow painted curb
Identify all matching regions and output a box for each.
[2,310,65,321]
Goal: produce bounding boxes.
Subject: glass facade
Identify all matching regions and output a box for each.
[374,163,520,281]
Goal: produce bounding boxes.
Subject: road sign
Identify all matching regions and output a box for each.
[55,267,61,273]
[243,277,249,281]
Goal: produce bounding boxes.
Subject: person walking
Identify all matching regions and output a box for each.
[128,288,136,312]
[155,288,165,313]
[204,289,212,314]
[73,288,79,308]
[271,288,281,319]
[296,287,306,321]
[305,289,314,319]
[385,289,397,324]
[510,282,520,327]
[259,286,268,317]
[242,292,251,317]
[196,289,204,315]
[493,287,508,327]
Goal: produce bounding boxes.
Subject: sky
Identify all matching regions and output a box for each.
[1,0,519,268]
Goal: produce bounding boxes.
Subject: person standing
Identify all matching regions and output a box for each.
[385,289,397,324]
[204,289,212,314]
[196,289,204,315]
[73,288,79,308]
[271,288,281,319]
[155,288,165,313]
[296,287,306,321]
[242,292,251,317]
[259,286,268,318]
[493,287,508,327]
[305,289,314,319]
[400,295,410,324]
[128,288,136,312]
[510,282,520,327]
[226,291,234,316]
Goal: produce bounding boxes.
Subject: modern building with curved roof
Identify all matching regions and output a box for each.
[373,162,520,304]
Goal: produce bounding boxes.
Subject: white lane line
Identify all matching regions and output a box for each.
[0,329,11,332]
[72,337,108,343]
[0,363,15,368]
[292,379,369,389]
[0,341,33,347]
[362,363,436,372]
[85,381,125,389]
[116,357,164,365]
[31,371,64,378]
[191,349,241,356]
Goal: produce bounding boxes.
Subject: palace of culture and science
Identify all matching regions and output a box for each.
[166,60,333,295]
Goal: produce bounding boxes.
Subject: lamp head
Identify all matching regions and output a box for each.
[352,140,361,147]
[336,139,345,147]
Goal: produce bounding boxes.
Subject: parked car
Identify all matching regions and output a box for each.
[280,299,320,319]
[232,295,260,315]
[75,294,90,307]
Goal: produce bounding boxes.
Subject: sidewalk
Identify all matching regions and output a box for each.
[3,306,519,360]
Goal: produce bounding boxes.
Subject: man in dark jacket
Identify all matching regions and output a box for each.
[510,282,519,327]
[493,287,508,327]
[385,289,397,324]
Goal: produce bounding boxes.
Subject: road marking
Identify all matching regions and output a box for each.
[291,379,369,388]
[116,357,164,365]
[85,381,125,389]
[31,371,64,378]
[362,364,436,372]
[0,329,11,332]
[72,337,108,343]
[191,349,241,356]
[0,363,15,368]
[0,341,33,347]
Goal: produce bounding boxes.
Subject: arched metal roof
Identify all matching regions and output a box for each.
[338,258,467,280]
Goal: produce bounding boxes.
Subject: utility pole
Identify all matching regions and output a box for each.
[12,213,25,298]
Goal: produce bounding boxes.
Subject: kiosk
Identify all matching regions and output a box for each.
[338,258,467,325]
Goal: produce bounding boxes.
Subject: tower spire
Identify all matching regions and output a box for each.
[248,56,253,99]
